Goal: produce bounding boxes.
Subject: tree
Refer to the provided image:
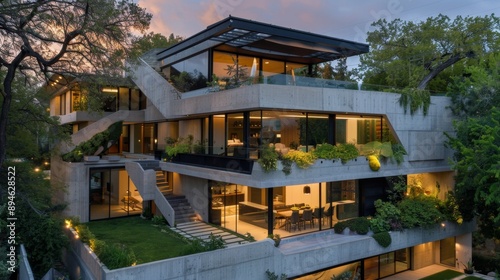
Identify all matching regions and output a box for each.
[359,14,500,92]
[445,54,500,239]
[0,0,152,167]
[129,32,183,59]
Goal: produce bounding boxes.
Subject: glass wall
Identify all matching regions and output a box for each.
[209,180,359,240]
[89,167,143,220]
[169,51,209,92]
[336,115,388,144]
[213,51,257,89]
[364,248,410,279]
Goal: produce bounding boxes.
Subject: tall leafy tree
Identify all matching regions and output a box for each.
[446,54,500,238]
[0,0,152,167]
[129,32,183,59]
[359,14,500,92]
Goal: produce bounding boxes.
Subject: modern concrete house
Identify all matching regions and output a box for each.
[50,16,473,279]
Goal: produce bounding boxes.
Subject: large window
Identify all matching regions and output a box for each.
[169,51,209,92]
[89,168,143,220]
[213,51,257,89]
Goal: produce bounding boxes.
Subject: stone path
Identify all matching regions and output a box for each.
[170,221,246,247]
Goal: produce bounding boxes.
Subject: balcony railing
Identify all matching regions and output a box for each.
[180,71,424,98]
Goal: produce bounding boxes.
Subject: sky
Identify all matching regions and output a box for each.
[137,0,500,68]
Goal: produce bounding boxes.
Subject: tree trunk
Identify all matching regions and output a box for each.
[417,51,474,90]
[0,68,15,168]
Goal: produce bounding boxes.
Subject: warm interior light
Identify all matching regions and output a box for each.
[102,87,118,93]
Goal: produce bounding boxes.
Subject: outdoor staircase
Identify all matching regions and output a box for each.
[165,195,198,224]
[155,170,172,196]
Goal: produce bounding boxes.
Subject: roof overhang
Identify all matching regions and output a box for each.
[158,16,369,66]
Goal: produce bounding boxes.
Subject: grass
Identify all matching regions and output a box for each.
[419,269,463,280]
[87,216,191,264]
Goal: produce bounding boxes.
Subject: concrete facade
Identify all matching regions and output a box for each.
[64,221,474,280]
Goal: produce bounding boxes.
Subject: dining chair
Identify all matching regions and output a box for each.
[287,210,301,232]
[312,207,321,225]
[301,209,314,229]
[323,205,333,226]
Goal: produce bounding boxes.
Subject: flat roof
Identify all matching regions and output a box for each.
[157,16,369,65]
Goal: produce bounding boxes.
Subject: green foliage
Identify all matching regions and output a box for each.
[437,191,463,224]
[129,32,182,60]
[369,217,390,234]
[182,234,226,255]
[391,143,407,165]
[75,224,95,244]
[398,196,444,228]
[265,269,287,280]
[446,107,500,238]
[334,217,370,235]
[359,14,499,92]
[171,71,208,92]
[372,231,392,248]
[0,161,68,278]
[258,145,279,172]
[283,149,316,169]
[398,88,431,115]
[360,141,393,158]
[151,215,166,226]
[472,252,500,275]
[447,52,500,119]
[97,242,137,269]
[15,206,69,277]
[165,135,193,160]
[62,121,123,162]
[333,220,348,234]
[372,199,402,232]
[386,176,408,204]
[313,143,338,159]
[335,143,360,163]
[268,234,281,247]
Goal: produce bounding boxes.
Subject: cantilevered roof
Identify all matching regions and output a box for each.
[157,16,369,66]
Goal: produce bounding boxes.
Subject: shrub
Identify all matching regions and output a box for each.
[373,199,402,231]
[336,143,359,163]
[370,217,389,233]
[372,231,392,248]
[258,145,279,172]
[472,252,500,274]
[151,215,166,226]
[313,143,338,159]
[75,224,95,243]
[283,149,316,169]
[398,196,443,228]
[333,220,349,234]
[98,243,137,269]
[268,234,281,247]
[349,217,370,235]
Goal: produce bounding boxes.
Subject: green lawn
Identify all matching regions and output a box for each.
[87,217,190,264]
[419,269,463,280]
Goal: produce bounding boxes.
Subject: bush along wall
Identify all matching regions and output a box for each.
[62,121,123,162]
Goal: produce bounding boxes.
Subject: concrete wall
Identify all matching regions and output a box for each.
[162,155,451,189]
[51,157,90,222]
[177,174,210,222]
[64,218,473,280]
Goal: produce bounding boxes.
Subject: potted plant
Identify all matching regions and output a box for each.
[462,258,474,274]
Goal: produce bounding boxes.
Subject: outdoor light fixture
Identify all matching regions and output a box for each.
[303,185,311,195]
[102,87,118,93]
